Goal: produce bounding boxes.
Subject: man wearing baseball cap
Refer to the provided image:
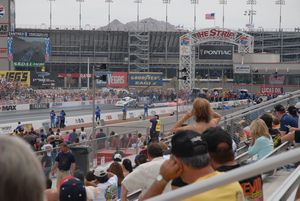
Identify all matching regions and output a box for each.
[202,127,263,201]
[94,166,118,201]
[140,130,243,201]
[59,177,87,201]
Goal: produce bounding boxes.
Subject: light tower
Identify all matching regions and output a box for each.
[162,0,171,64]
[190,0,199,31]
[219,0,227,29]
[105,0,113,31]
[76,0,84,30]
[245,0,256,29]
[48,0,55,29]
[275,0,286,62]
[275,0,285,32]
[134,0,142,31]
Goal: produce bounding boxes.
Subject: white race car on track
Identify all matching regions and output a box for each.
[115,97,137,107]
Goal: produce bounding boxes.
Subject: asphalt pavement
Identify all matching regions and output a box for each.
[0,104,129,124]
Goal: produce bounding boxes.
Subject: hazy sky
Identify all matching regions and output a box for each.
[15,0,300,30]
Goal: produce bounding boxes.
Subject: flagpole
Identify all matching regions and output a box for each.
[214,16,216,27]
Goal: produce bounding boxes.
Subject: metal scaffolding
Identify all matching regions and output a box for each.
[128,31,150,72]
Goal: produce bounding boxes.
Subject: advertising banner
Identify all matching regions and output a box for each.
[233,64,251,74]
[30,103,49,110]
[0,47,6,58]
[10,32,50,67]
[180,35,191,56]
[193,28,237,41]
[261,87,283,95]
[0,23,8,36]
[269,75,285,85]
[31,71,56,88]
[0,104,30,112]
[0,71,30,86]
[0,1,9,24]
[128,72,163,87]
[199,45,233,60]
[107,72,128,87]
[57,73,92,78]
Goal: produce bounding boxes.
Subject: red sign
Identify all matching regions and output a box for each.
[0,47,6,58]
[261,87,283,95]
[107,72,128,87]
[57,73,92,78]
[193,28,237,40]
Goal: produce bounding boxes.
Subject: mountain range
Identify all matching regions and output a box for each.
[98,18,185,31]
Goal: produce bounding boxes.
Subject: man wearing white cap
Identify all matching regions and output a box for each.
[94,166,118,201]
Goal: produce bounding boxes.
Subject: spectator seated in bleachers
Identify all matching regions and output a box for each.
[170,127,264,200]
[248,119,274,160]
[120,143,171,201]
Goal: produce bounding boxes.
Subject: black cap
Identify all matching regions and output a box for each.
[171,130,208,158]
[59,177,87,201]
[274,104,285,112]
[201,127,233,153]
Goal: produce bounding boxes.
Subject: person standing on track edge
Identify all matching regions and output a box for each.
[96,105,101,124]
[144,103,149,120]
[60,110,66,128]
[50,110,56,128]
[122,105,127,120]
[149,115,160,143]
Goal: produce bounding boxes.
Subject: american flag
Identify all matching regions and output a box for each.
[205,13,215,20]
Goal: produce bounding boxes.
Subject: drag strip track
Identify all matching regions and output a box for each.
[0,104,131,124]
[0,103,248,125]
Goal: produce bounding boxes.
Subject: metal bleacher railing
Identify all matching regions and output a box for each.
[144,90,300,201]
[146,147,300,201]
[267,165,300,201]
[235,141,289,164]
[35,127,149,171]
[221,90,300,135]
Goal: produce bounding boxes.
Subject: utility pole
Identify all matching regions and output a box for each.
[92,65,96,139]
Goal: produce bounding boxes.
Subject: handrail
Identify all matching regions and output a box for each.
[146,147,300,201]
[260,141,289,161]
[236,144,248,155]
[235,141,289,171]
[267,165,300,201]
[221,90,300,120]
[127,189,142,201]
[220,91,300,125]
[35,128,141,154]
[235,151,249,162]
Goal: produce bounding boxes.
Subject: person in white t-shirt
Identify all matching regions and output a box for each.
[79,127,87,143]
[120,143,171,201]
[94,166,118,201]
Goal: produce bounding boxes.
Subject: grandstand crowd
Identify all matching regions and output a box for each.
[1,96,300,201]
[0,77,264,106]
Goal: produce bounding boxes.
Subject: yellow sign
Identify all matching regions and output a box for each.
[0,71,31,86]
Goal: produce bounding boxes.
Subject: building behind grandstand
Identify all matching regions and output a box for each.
[0,1,299,93]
